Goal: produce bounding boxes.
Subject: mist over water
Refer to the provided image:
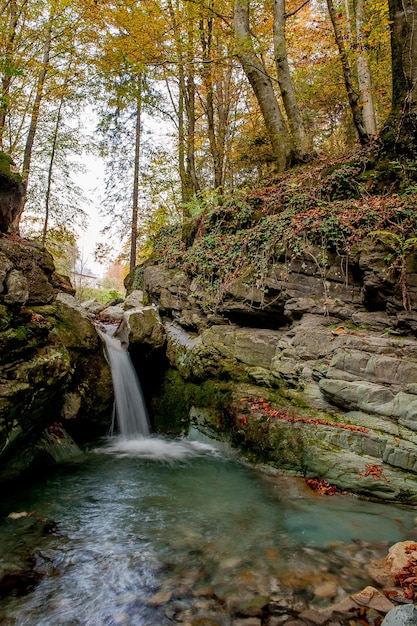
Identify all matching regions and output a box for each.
[98,434,222,461]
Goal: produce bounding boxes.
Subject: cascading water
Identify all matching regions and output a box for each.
[97,327,150,437]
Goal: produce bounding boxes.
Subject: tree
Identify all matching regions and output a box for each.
[273,0,311,160]
[233,0,291,170]
[380,0,417,156]
[325,0,370,145]
[354,0,377,137]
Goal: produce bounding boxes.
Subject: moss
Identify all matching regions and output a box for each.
[0,305,11,331]
[152,369,191,434]
[0,151,22,186]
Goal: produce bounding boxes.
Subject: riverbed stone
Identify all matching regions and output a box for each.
[366,540,417,587]
[381,604,417,625]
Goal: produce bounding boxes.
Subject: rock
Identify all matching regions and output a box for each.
[4,269,29,304]
[349,586,395,613]
[123,290,144,309]
[145,589,172,605]
[55,293,99,350]
[367,541,417,587]
[81,298,107,316]
[232,617,262,626]
[0,251,112,482]
[313,581,338,599]
[300,586,394,625]
[98,305,124,322]
[117,306,166,352]
[382,604,417,625]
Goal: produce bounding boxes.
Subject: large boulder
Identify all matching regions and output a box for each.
[0,239,113,482]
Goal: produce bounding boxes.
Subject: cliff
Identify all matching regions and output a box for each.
[125,161,417,503]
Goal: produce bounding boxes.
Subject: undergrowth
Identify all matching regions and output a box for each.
[151,156,417,303]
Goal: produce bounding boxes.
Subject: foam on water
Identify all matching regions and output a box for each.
[97,435,222,462]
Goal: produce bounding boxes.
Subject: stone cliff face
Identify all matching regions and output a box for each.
[0,236,112,482]
[126,242,417,502]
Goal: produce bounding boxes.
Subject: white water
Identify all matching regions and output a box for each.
[100,434,221,461]
[97,328,150,437]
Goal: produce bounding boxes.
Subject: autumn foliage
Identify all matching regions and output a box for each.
[393,543,417,601]
[239,396,370,434]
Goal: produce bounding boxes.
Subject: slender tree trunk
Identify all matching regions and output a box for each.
[42,97,64,247]
[167,0,198,205]
[234,0,291,170]
[130,78,142,272]
[200,13,227,190]
[11,13,53,234]
[0,0,19,150]
[185,18,200,195]
[326,0,369,145]
[354,0,377,137]
[273,0,311,161]
[389,0,417,117]
[380,0,417,156]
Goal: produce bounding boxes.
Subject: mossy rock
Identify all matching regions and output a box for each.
[151,369,190,434]
[0,152,21,186]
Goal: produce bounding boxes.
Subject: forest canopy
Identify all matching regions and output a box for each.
[1,0,416,269]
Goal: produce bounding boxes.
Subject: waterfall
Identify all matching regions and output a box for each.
[97,328,150,437]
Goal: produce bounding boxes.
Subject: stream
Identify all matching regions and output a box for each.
[0,432,416,625]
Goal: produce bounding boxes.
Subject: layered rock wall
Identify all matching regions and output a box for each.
[126,243,417,502]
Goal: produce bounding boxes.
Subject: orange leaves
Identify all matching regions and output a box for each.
[394,551,417,600]
[358,463,390,482]
[240,397,370,433]
[305,477,346,495]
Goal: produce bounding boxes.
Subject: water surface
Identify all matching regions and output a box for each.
[0,434,415,625]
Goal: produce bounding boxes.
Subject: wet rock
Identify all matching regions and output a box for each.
[300,585,395,624]
[146,589,172,605]
[313,580,338,599]
[381,604,417,625]
[367,540,417,587]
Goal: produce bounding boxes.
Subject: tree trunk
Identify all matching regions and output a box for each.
[167,0,199,206]
[273,0,311,161]
[326,0,370,145]
[42,97,64,247]
[0,0,19,150]
[234,0,291,170]
[380,0,417,156]
[130,79,142,272]
[11,13,53,234]
[354,0,377,137]
[199,12,229,190]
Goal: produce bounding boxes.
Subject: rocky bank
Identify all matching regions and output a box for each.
[0,238,112,482]
[123,235,417,503]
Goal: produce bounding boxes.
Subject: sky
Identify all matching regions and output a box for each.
[76,153,108,277]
